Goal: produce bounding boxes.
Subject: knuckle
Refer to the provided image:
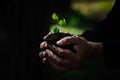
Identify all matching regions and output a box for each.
[66,36,72,40]
[63,36,71,42]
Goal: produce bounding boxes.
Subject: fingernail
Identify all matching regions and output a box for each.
[43,36,46,40]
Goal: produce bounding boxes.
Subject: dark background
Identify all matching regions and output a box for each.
[0,0,72,80]
[0,0,118,80]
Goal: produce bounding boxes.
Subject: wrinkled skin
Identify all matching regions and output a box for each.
[39,33,104,71]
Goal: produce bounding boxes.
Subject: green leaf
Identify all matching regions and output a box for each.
[52,13,59,21]
[50,25,60,33]
[58,18,67,26]
[53,27,60,33]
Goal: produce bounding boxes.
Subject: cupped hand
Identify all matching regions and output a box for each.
[39,35,103,71]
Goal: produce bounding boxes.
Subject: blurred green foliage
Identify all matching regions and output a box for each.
[50,0,115,35]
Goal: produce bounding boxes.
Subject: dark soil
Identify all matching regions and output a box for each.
[45,32,76,53]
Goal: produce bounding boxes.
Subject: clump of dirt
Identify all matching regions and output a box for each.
[45,32,76,53]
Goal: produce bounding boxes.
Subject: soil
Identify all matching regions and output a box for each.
[45,32,76,53]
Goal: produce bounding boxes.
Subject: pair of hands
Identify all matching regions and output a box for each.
[39,33,103,71]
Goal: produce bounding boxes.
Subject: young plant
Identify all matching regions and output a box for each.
[50,13,67,33]
[46,13,76,53]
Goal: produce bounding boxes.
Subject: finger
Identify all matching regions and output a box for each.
[47,58,69,71]
[42,58,50,68]
[45,49,82,70]
[40,41,48,50]
[46,49,72,67]
[42,58,47,63]
[48,45,76,58]
[56,36,86,46]
[39,51,48,58]
[46,49,63,64]
[39,51,43,58]
[43,32,53,40]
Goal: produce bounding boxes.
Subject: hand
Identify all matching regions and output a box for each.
[55,36,104,61]
[39,35,104,71]
[39,32,52,63]
[39,35,84,71]
[41,46,82,71]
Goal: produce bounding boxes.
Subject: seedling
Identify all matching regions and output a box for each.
[46,13,76,53]
[50,13,67,33]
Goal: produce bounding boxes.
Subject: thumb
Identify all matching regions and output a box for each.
[56,36,86,46]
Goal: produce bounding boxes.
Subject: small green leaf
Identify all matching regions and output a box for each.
[53,27,60,33]
[50,24,61,33]
[58,18,67,26]
[52,13,59,21]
